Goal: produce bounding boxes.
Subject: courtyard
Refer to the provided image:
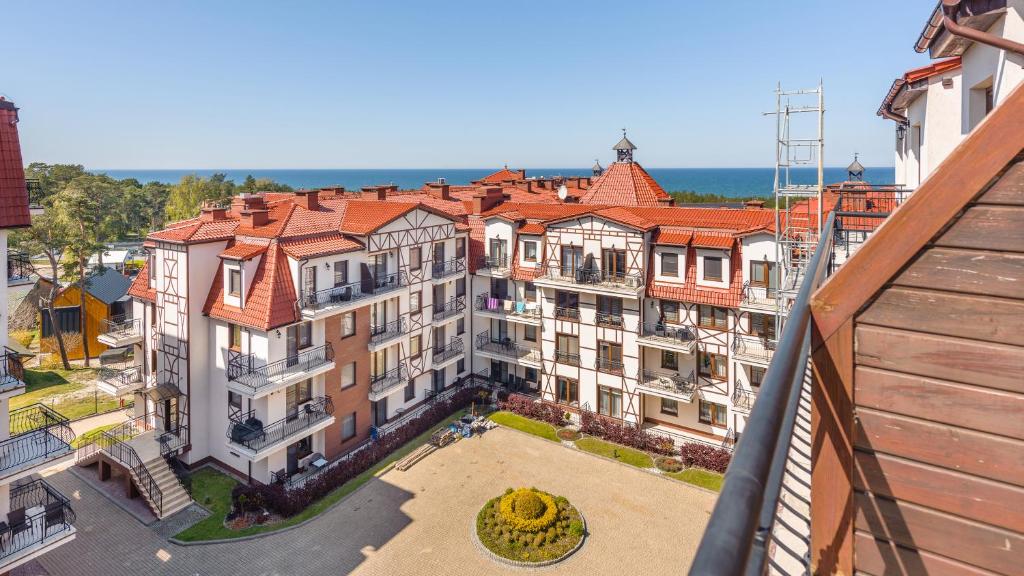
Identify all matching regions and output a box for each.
[33,426,716,575]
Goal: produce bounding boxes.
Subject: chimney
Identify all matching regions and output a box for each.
[294,189,320,210]
[744,200,766,209]
[232,193,266,213]
[523,181,533,193]
[472,186,505,214]
[240,209,270,227]
[200,205,228,221]
[518,169,527,180]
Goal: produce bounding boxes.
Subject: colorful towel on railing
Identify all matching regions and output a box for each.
[487,297,498,310]
[515,302,525,314]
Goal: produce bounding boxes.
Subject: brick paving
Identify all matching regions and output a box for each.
[37,427,716,575]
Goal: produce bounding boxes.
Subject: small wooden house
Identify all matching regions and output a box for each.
[40,267,133,360]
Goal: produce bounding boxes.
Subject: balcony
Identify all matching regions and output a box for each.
[476,255,510,277]
[227,344,335,398]
[0,479,76,571]
[637,322,696,354]
[554,306,580,322]
[732,334,775,365]
[474,294,541,325]
[226,397,335,457]
[432,295,466,323]
[300,272,406,320]
[26,178,44,213]
[0,405,75,481]
[431,257,466,281]
[732,386,756,413]
[595,357,624,375]
[432,337,464,368]
[1,347,26,393]
[595,311,624,328]
[96,315,143,347]
[369,365,408,401]
[97,363,144,396]
[637,369,696,402]
[474,331,541,367]
[369,318,406,350]
[555,350,580,367]
[534,266,644,297]
[740,283,779,312]
[7,251,32,286]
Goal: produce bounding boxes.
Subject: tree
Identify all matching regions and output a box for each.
[23,163,88,205]
[165,174,236,221]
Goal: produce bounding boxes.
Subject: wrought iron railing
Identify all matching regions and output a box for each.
[595,357,624,374]
[370,318,406,346]
[99,363,143,392]
[370,365,408,396]
[638,369,696,398]
[7,251,32,283]
[554,306,580,321]
[1,347,25,387]
[227,397,334,453]
[690,210,836,576]
[99,314,142,341]
[474,294,541,320]
[832,185,910,264]
[474,331,541,363]
[301,271,406,312]
[432,337,464,365]
[741,282,779,308]
[731,333,775,363]
[543,266,644,289]
[26,179,43,208]
[431,257,466,279]
[0,479,76,561]
[0,405,74,476]
[477,255,509,272]
[554,350,580,367]
[84,416,165,515]
[227,343,334,394]
[732,386,756,411]
[639,322,696,345]
[595,311,623,328]
[432,295,465,322]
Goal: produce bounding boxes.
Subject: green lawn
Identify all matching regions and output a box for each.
[71,423,121,448]
[488,411,559,442]
[667,468,725,492]
[574,437,654,469]
[174,409,472,542]
[13,368,120,420]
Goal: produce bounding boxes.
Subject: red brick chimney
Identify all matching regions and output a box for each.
[522,181,533,193]
[240,209,270,227]
[199,205,228,221]
[472,187,506,214]
[744,199,766,209]
[0,97,31,228]
[294,189,320,210]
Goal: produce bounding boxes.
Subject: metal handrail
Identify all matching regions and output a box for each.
[595,311,624,327]
[227,343,334,393]
[301,271,405,311]
[94,424,163,515]
[432,337,464,365]
[0,405,75,475]
[555,350,580,366]
[431,257,466,279]
[477,255,509,271]
[100,314,142,340]
[690,210,836,576]
[432,295,466,321]
[227,397,335,453]
[638,369,696,397]
[555,306,580,321]
[741,282,779,307]
[7,251,32,282]
[99,364,143,390]
[370,364,408,395]
[732,386,756,411]
[370,318,406,346]
[0,479,76,561]
[639,322,696,344]
[474,331,540,363]
[1,347,25,386]
[474,294,541,318]
[595,357,624,374]
[543,265,644,289]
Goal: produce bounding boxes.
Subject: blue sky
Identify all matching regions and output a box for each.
[5,1,935,169]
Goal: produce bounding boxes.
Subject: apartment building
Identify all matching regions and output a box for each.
[880,0,1024,187]
[0,97,78,571]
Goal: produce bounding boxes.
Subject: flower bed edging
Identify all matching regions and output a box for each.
[472,502,587,568]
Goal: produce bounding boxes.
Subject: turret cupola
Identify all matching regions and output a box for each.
[613,129,637,163]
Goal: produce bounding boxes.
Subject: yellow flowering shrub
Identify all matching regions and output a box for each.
[498,489,558,532]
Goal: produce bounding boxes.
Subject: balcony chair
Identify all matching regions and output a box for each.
[273,469,287,485]
[7,508,29,540]
[44,502,65,532]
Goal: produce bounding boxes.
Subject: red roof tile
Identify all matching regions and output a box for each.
[219,242,268,260]
[646,245,744,308]
[203,243,299,331]
[280,233,362,259]
[579,162,671,207]
[0,100,32,229]
[479,167,524,183]
[518,222,545,235]
[339,201,420,235]
[128,262,156,302]
[691,233,735,249]
[653,229,692,246]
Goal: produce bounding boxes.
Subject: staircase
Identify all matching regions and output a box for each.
[143,455,191,518]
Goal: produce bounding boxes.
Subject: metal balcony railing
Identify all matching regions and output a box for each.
[555,306,580,321]
[732,333,775,363]
[0,404,74,476]
[474,331,541,364]
[432,295,466,322]
[7,251,32,283]
[639,368,696,397]
[595,357,624,375]
[690,210,836,576]
[0,479,76,562]
[26,179,43,208]
[595,311,623,328]
[227,344,334,394]
[477,255,509,273]
[542,266,644,290]
[732,386,756,411]
[370,318,406,346]
[431,257,466,280]
[555,350,580,367]
[98,364,143,392]
[432,337,463,365]
[301,271,406,312]
[370,365,408,397]
[1,347,25,387]
[741,282,779,308]
[474,294,541,320]
[832,184,910,265]
[99,314,142,341]
[227,397,334,453]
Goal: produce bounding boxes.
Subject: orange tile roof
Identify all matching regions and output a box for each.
[339,201,420,235]
[467,216,487,273]
[905,56,962,83]
[0,100,32,229]
[579,161,672,206]
[128,262,156,302]
[219,242,268,260]
[148,217,239,244]
[647,244,744,308]
[203,243,299,331]
[479,167,523,183]
[691,233,735,249]
[280,233,363,259]
[519,222,545,235]
[653,229,692,246]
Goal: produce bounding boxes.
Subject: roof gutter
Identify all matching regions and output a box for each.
[937,0,1024,56]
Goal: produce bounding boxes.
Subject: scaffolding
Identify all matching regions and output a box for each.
[766,82,824,328]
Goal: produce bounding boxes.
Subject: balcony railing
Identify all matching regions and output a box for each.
[691,210,836,576]
[227,397,334,453]
[741,282,779,309]
[98,314,142,342]
[301,272,406,312]
[98,364,143,393]
[474,331,541,364]
[555,350,580,367]
[595,311,623,328]
[732,334,775,364]
[477,255,509,273]
[595,357,624,375]
[7,251,32,283]
[732,386,756,411]
[370,364,408,397]
[432,337,464,365]
[541,266,644,290]
[431,257,466,280]
[227,344,334,394]
[555,306,580,321]
[26,179,43,209]
[0,404,74,477]
[0,479,76,563]
[474,294,541,321]
[1,347,25,388]
[432,295,466,322]
[638,369,696,400]
[832,184,910,264]
[370,318,406,346]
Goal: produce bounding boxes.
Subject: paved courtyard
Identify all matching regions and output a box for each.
[36,427,716,575]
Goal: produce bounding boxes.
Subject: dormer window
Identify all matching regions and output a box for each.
[703,256,723,282]
[661,253,678,277]
[228,268,242,297]
[523,241,538,262]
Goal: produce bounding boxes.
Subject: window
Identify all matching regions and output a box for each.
[661,252,678,277]
[698,305,728,330]
[433,241,445,265]
[661,350,677,370]
[556,334,579,365]
[602,249,626,278]
[703,256,723,281]
[288,321,312,352]
[749,313,776,340]
[409,247,421,271]
[660,398,678,416]
[456,318,465,335]
[556,377,578,405]
[699,400,728,427]
[598,386,623,418]
[750,366,766,387]
[333,260,348,286]
[524,325,537,342]
[341,412,357,441]
[699,351,728,381]
[597,295,623,326]
[456,237,466,259]
[525,367,538,384]
[750,261,775,288]
[341,362,356,389]
[432,368,445,392]
[148,254,156,288]
[404,379,415,401]
[662,300,680,323]
[560,245,583,275]
[456,277,466,297]
[524,241,538,262]
[525,282,536,300]
[341,312,356,337]
[228,390,242,410]
[597,341,623,373]
[410,334,421,358]
[410,291,421,314]
[457,359,465,374]
[228,268,241,297]
[228,323,241,351]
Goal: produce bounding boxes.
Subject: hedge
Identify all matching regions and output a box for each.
[679,442,732,473]
[578,410,676,456]
[232,385,486,517]
[497,394,567,427]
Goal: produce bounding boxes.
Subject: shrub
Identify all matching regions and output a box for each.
[512,491,546,519]
[679,442,732,473]
[578,409,676,455]
[568,520,584,537]
[497,394,566,427]
[499,489,559,532]
[655,456,685,473]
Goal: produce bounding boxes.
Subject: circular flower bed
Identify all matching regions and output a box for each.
[655,456,684,473]
[476,488,585,564]
[556,428,581,441]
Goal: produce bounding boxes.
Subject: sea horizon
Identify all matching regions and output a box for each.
[92,166,895,198]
